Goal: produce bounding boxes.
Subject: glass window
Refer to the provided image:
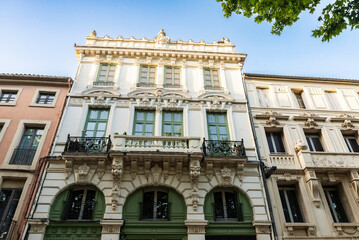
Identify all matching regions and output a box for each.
[325,91,341,110]
[133,110,155,136]
[266,131,285,153]
[65,188,96,220]
[0,91,17,103]
[10,127,43,165]
[293,90,306,109]
[83,109,109,137]
[343,134,359,153]
[323,187,349,223]
[36,92,55,104]
[207,113,229,140]
[95,64,116,85]
[162,111,182,137]
[305,132,324,152]
[164,66,181,88]
[278,186,304,223]
[213,191,241,221]
[0,189,22,239]
[138,65,156,87]
[204,69,221,90]
[141,190,168,220]
[257,88,271,107]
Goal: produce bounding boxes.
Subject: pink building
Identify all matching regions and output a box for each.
[0,74,72,240]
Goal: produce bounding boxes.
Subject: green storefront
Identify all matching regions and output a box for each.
[44,186,105,240]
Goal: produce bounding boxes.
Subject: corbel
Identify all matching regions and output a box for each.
[206,161,214,179]
[190,159,201,211]
[176,160,183,180]
[64,159,73,179]
[130,159,138,180]
[350,170,359,202]
[305,169,321,207]
[111,156,123,210]
[163,158,169,180]
[236,163,244,181]
[97,159,106,180]
[330,114,359,129]
[327,172,336,182]
[144,158,151,179]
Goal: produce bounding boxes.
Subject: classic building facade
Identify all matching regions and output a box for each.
[244,73,359,239]
[26,30,272,240]
[0,74,72,240]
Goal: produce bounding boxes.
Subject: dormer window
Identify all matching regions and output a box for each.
[204,69,222,90]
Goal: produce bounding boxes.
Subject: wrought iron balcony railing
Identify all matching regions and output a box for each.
[93,81,115,86]
[202,139,246,158]
[136,82,156,88]
[9,147,37,165]
[64,135,111,154]
[204,86,224,91]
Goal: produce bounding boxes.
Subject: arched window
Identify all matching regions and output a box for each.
[141,189,168,220]
[64,188,96,220]
[214,190,242,221]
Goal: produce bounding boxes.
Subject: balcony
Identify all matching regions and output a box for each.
[202,139,246,158]
[9,147,36,165]
[112,135,201,153]
[93,81,114,86]
[64,135,111,154]
[269,154,300,169]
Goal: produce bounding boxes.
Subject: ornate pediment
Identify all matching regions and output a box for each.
[329,114,359,129]
[293,113,326,128]
[82,88,120,96]
[154,29,170,46]
[254,111,289,126]
[198,92,233,110]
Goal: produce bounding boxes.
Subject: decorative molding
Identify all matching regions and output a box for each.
[100,219,124,234]
[350,170,359,202]
[150,164,162,186]
[254,111,289,121]
[97,159,105,180]
[266,116,280,127]
[154,29,170,46]
[219,166,232,186]
[176,160,183,180]
[111,156,123,210]
[305,169,321,208]
[304,118,318,128]
[294,140,308,151]
[185,220,208,234]
[64,159,73,179]
[190,159,201,211]
[28,219,49,234]
[253,221,272,234]
[293,113,326,127]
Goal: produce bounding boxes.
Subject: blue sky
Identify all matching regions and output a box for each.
[0,0,358,79]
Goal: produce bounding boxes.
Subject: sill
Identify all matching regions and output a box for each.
[29,103,55,108]
[333,222,359,235]
[0,102,16,106]
[284,222,316,236]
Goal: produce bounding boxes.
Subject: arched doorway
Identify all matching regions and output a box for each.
[122,187,187,240]
[204,187,256,240]
[44,185,105,240]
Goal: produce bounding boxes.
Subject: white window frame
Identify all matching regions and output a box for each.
[0,119,11,143]
[29,88,60,108]
[305,132,325,152]
[266,131,286,153]
[343,134,359,153]
[0,88,22,106]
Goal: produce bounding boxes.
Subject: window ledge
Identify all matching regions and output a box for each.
[333,223,359,235]
[284,223,316,236]
[0,102,16,106]
[29,103,55,108]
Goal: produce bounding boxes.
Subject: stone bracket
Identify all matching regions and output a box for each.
[185,220,208,234]
[350,170,359,202]
[305,169,321,208]
[111,156,123,210]
[190,159,201,211]
[28,219,50,234]
[101,219,124,234]
[64,159,73,179]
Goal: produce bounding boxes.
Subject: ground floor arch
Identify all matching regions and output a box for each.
[122,186,187,240]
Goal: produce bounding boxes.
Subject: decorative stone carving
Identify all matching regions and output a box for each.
[236,163,244,180]
[97,159,105,180]
[130,159,138,180]
[64,159,73,179]
[185,220,208,234]
[342,119,354,129]
[176,160,183,180]
[163,158,169,180]
[198,93,234,110]
[89,30,97,37]
[28,219,49,234]
[253,221,272,234]
[111,157,123,210]
[151,164,162,186]
[305,118,318,128]
[350,170,359,202]
[154,29,170,45]
[78,163,90,179]
[295,140,308,151]
[100,220,124,234]
[144,159,151,179]
[266,116,280,127]
[305,170,321,207]
[220,166,232,186]
[206,161,214,179]
[190,159,201,211]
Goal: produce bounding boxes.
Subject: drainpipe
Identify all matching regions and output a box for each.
[242,73,278,240]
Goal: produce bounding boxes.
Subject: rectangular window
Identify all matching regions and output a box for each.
[257,88,271,107]
[293,90,306,109]
[133,110,155,136]
[204,69,222,90]
[162,111,183,137]
[10,127,43,165]
[36,92,55,104]
[138,65,156,87]
[141,190,168,220]
[323,187,349,223]
[325,91,341,110]
[266,131,286,153]
[95,64,116,86]
[214,191,241,221]
[207,112,229,140]
[0,188,22,239]
[278,186,304,223]
[83,109,109,137]
[305,132,324,152]
[343,134,359,153]
[164,66,181,88]
[0,91,17,103]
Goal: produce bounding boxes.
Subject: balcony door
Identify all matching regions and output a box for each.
[207,113,229,140]
[0,189,22,240]
[83,109,109,138]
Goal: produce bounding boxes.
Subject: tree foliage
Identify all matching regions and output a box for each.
[217,0,359,42]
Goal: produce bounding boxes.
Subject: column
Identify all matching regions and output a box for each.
[100,219,124,240]
[185,220,208,240]
[27,219,49,240]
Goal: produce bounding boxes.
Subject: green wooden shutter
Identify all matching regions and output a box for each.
[204,191,215,221]
[123,188,143,220]
[238,191,253,221]
[169,189,186,221]
[49,189,69,220]
[93,190,106,220]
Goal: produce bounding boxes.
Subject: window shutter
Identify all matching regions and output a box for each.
[93,190,106,220]
[204,192,215,221]
[49,189,69,220]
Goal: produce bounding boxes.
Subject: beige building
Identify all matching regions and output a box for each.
[26,31,273,240]
[244,73,359,239]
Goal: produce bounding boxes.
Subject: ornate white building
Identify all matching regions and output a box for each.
[26,31,272,240]
[244,73,359,240]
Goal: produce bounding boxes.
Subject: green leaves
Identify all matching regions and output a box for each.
[217,0,359,41]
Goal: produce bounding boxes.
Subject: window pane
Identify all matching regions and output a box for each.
[173,125,181,134]
[142,191,155,219]
[156,191,168,220]
[136,112,145,121]
[266,132,275,153]
[209,126,217,135]
[217,115,226,124]
[207,114,215,123]
[135,124,143,133]
[286,190,304,222]
[279,189,291,222]
[145,124,153,135]
[164,112,172,122]
[86,122,96,130]
[173,113,181,122]
[273,132,285,153]
[312,137,324,152]
[99,111,109,120]
[66,190,84,219]
[146,112,154,121]
[324,188,349,223]
[225,192,238,219]
[218,126,227,135]
[89,110,98,119]
[82,190,96,220]
[214,192,224,219]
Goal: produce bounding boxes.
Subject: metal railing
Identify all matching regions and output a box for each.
[203,139,246,158]
[64,135,111,153]
[9,148,37,165]
[93,81,115,86]
[204,86,224,91]
[136,82,156,88]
